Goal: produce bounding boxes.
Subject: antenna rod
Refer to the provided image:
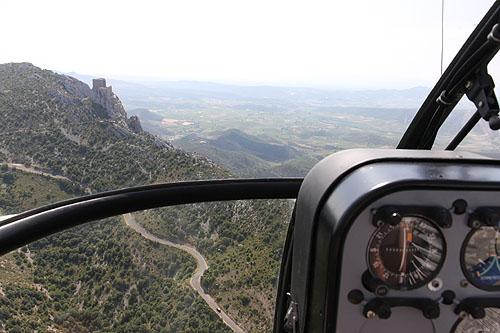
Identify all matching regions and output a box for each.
[441,0,445,75]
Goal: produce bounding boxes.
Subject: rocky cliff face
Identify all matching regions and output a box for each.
[0,62,227,190]
[56,73,142,132]
[126,115,143,133]
[0,62,290,332]
[90,78,137,127]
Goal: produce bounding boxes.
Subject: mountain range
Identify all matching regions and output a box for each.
[62,71,431,109]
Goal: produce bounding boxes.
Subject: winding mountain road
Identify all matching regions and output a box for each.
[6,163,69,180]
[123,213,244,333]
[5,163,245,331]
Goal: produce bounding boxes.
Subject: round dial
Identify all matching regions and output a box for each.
[461,226,500,290]
[367,216,446,290]
[452,307,500,332]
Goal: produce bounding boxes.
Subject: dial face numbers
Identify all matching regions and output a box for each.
[367,216,446,290]
[453,307,500,332]
[461,226,500,290]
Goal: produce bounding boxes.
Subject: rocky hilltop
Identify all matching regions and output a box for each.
[0,62,291,331]
[0,62,225,191]
[4,62,142,133]
[68,76,143,133]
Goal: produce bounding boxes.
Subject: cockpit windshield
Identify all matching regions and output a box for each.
[1,0,500,331]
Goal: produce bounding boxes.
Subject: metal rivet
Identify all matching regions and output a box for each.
[428,278,442,292]
[478,101,484,108]
[375,285,389,297]
[472,220,482,229]
[459,311,468,319]
[465,81,473,89]
[376,220,384,227]
[366,311,376,319]
[460,280,469,288]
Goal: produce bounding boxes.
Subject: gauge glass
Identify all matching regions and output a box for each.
[367,216,446,290]
[462,226,500,290]
[453,307,500,332]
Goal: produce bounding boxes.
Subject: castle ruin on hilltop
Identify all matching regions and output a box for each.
[92,78,113,95]
[91,78,143,134]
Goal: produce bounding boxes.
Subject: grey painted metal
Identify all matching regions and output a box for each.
[333,189,500,332]
[291,149,500,332]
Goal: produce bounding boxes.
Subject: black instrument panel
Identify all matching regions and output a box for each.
[286,149,500,332]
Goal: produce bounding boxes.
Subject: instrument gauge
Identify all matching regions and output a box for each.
[452,307,500,332]
[461,226,500,290]
[367,216,446,290]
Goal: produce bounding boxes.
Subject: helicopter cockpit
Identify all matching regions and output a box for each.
[272,3,500,331]
[275,148,500,332]
[3,1,500,333]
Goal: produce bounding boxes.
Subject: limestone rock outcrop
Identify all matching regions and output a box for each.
[127,115,143,134]
[91,78,125,119]
[90,78,143,133]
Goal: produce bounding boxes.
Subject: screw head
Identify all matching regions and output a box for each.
[376,220,384,227]
[375,285,389,297]
[366,310,376,319]
[465,81,473,89]
[388,211,402,225]
[428,278,442,292]
[478,101,485,108]
[471,220,482,229]
[460,279,469,288]
[459,311,468,319]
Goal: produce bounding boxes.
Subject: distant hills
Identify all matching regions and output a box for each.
[62,71,431,109]
[173,129,305,177]
[56,71,432,179]
[0,63,290,331]
[59,69,492,180]
[175,129,300,163]
[57,71,433,179]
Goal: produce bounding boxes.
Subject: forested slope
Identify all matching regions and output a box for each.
[0,63,291,332]
[0,167,230,332]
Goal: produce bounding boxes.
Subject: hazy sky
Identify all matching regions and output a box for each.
[1,0,498,88]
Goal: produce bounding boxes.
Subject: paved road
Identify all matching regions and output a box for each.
[7,163,69,180]
[123,213,244,333]
[7,162,245,331]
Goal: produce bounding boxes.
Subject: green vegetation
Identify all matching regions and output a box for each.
[0,63,292,332]
[0,167,81,214]
[0,63,228,192]
[122,83,497,177]
[132,103,412,177]
[133,199,292,331]
[0,167,230,332]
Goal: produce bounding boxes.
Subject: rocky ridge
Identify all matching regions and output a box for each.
[0,62,224,191]
[0,63,290,332]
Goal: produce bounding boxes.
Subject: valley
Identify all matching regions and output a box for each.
[108,79,494,178]
[0,63,290,332]
[0,62,498,332]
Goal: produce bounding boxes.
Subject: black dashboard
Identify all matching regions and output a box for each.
[282,149,500,332]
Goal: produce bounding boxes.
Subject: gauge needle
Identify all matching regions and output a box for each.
[496,229,500,256]
[399,227,408,272]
